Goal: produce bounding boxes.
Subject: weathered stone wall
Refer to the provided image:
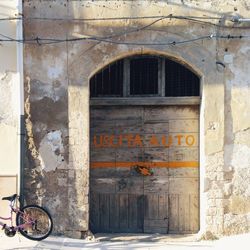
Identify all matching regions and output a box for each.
[23,0,250,238]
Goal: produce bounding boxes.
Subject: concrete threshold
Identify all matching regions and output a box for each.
[94,233,199,242]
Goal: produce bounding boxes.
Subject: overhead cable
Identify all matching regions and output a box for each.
[0,33,248,46]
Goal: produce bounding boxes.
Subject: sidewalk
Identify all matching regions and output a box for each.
[0,232,249,250]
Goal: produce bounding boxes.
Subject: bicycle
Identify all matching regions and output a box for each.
[0,194,53,241]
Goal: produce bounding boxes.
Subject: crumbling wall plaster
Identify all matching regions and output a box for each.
[39,130,66,172]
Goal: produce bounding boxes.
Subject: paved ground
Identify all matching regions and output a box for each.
[0,232,249,250]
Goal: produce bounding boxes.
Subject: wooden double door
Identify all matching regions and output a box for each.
[90,105,199,233]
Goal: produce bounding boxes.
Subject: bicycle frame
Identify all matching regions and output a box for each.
[0,198,35,232]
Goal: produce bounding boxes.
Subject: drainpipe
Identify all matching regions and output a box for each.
[17,0,24,205]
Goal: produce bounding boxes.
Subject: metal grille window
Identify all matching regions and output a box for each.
[130,57,159,95]
[165,59,200,97]
[90,55,200,99]
[90,60,123,97]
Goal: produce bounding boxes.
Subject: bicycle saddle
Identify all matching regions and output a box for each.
[2,194,17,201]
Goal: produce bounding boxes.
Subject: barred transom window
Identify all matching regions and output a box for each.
[90,55,200,98]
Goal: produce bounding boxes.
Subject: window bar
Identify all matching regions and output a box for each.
[123,59,130,97]
[160,58,165,97]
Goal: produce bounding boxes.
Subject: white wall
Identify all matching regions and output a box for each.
[0,0,23,206]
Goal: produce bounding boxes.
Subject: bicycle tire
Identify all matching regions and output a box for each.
[16,205,53,241]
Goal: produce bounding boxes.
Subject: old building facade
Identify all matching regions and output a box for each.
[1,0,249,239]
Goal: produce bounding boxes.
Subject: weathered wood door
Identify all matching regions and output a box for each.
[90,105,199,233]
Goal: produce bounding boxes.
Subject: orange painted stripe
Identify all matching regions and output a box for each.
[91,161,199,168]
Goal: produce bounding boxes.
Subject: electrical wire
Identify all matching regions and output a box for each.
[0,33,249,46]
[0,15,222,22]
[1,16,166,45]
[0,14,249,46]
[1,14,250,29]
[0,14,250,29]
[77,16,168,41]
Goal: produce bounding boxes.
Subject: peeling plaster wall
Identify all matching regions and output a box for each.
[23,0,250,238]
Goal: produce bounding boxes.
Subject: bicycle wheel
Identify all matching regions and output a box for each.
[16,205,53,241]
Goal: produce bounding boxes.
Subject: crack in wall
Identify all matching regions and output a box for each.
[25,77,43,165]
[24,77,46,204]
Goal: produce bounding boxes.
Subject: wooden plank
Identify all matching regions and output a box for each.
[144,147,169,162]
[128,195,140,230]
[144,177,168,193]
[168,145,199,178]
[90,97,201,106]
[90,121,116,134]
[144,194,159,220]
[169,177,198,194]
[144,219,168,227]
[150,167,169,177]
[115,167,133,178]
[169,147,199,162]
[91,106,143,120]
[116,148,143,162]
[144,194,169,233]
[116,120,143,134]
[99,194,110,231]
[119,194,129,229]
[143,122,169,134]
[137,195,144,231]
[169,119,198,133]
[90,178,116,193]
[183,195,189,232]
[169,194,179,232]
[90,148,116,161]
[89,192,100,233]
[168,167,199,178]
[143,106,199,121]
[116,177,143,194]
[178,194,189,232]
[158,194,168,220]
[190,194,199,232]
[109,194,120,231]
[90,167,117,178]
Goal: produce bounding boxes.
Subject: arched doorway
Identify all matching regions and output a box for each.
[89,55,200,234]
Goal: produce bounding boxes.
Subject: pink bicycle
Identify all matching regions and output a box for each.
[0,194,53,241]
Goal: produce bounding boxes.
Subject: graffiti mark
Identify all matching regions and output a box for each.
[92,134,196,148]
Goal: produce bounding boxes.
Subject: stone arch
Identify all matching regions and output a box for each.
[67,29,223,236]
[88,50,203,82]
[68,29,216,86]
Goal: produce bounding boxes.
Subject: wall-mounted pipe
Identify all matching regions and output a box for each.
[231,16,250,23]
[17,0,24,204]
